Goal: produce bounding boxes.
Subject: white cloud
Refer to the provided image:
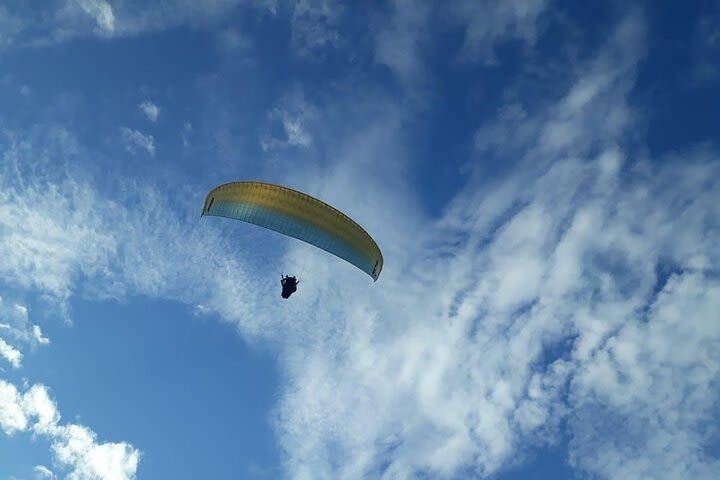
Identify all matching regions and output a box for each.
[53,424,141,480]
[0,379,140,480]
[33,324,51,345]
[34,465,56,479]
[22,384,61,435]
[138,101,159,122]
[0,338,22,368]
[0,298,50,348]
[274,151,720,477]
[0,380,27,434]
[75,0,116,36]
[120,127,156,156]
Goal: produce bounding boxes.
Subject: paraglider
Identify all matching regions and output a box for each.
[280,275,299,298]
[201,181,383,299]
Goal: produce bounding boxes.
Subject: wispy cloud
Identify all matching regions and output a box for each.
[0,338,22,368]
[0,1,114,47]
[33,324,50,345]
[0,298,50,367]
[0,163,120,308]
[290,0,343,57]
[120,127,156,156]
[0,1,251,47]
[34,465,55,479]
[0,127,265,332]
[75,0,116,36]
[217,27,253,52]
[138,101,159,122]
[261,94,316,151]
[0,6,26,48]
[372,0,430,89]
[372,0,549,90]
[691,4,720,84]
[447,0,548,63]
[181,122,192,147]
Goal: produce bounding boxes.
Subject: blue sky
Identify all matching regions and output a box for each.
[1,1,719,479]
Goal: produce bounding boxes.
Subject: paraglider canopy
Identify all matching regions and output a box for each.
[201,181,384,281]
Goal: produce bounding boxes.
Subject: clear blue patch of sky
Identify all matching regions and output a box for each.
[633,1,720,156]
[494,445,576,480]
[0,436,54,480]
[25,296,281,480]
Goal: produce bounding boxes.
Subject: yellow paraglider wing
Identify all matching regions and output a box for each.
[201,182,383,281]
